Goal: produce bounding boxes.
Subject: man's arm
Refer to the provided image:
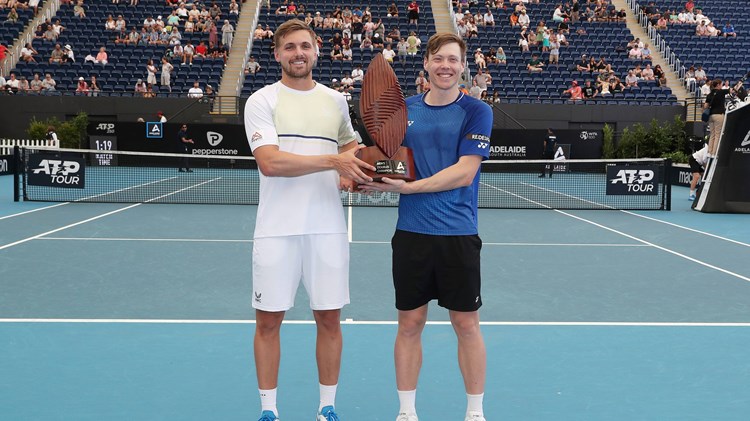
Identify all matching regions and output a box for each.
[361,154,483,194]
[252,142,373,183]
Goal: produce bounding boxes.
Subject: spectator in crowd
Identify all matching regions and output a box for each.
[548,37,560,65]
[625,70,639,87]
[628,43,642,59]
[134,78,147,95]
[29,73,44,92]
[474,48,485,70]
[653,64,667,86]
[407,0,419,25]
[74,1,86,19]
[415,70,429,94]
[41,73,56,92]
[95,46,108,65]
[527,53,544,72]
[695,20,708,36]
[406,31,420,55]
[495,47,506,64]
[641,64,655,81]
[330,44,344,61]
[351,64,364,82]
[341,44,353,61]
[245,56,261,75]
[694,65,707,85]
[563,80,583,100]
[20,43,38,63]
[576,54,590,72]
[188,81,203,98]
[473,68,492,92]
[7,7,19,23]
[73,76,88,94]
[62,44,75,63]
[706,22,720,37]
[160,56,173,92]
[723,22,737,38]
[222,20,234,48]
[468,80,483,99]
[89,75,101,96]
[582,80,598,99]
[182,41,195,65]
[49,44,65,64]
[685,65,697,90]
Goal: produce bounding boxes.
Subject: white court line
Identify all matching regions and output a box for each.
[0,318,748,327]
[480,182,750,283]
[0,202,70,220]
[0,204,142,251]
[0,178,224,251]
[38,237,253,243]
[621,210,750,248]
[557,210,750,283]
[347,205,353,243]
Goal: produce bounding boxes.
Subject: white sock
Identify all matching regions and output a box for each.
[690,189,696,194]
[466,393,484,416]
[397,389,417,414]
[259,388,278,416]
[319,383,338,411]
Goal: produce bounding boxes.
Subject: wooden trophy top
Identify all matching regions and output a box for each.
[359,53,408,159]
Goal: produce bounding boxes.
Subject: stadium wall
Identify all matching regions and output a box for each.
[0,96,685,140]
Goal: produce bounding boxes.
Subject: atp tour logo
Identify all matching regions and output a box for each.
[27,154,86,189]
[207,131,224,146]
[606,165,658,195]
[95,123,115,134]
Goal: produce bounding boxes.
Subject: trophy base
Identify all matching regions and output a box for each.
[357,146,416,182]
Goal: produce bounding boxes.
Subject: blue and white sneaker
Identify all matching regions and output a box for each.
[689,193,696,201]
[258,410,279,421]
[317,405,340,421]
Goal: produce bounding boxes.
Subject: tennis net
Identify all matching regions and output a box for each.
[13,147,671,210]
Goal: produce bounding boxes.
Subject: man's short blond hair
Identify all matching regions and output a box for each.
[424,33,466,60]
[273,19,317,51]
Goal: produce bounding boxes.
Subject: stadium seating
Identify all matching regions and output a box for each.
[632,0,750,96]
[460,1,676,105]
[10,0,238,96]
[241,1,437,98]
[1,4,35,47]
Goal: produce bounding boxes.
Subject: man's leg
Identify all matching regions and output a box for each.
[313,309,343,385]
[449,310,486,393]
[395,305,428,416]
[255,309,285,389]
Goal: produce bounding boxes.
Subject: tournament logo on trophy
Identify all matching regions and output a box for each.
[357,53,416,182]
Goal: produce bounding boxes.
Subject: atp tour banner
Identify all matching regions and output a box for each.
[87,123,252,157]
[693,101,750,213]
[606,164,659,195]
[26,152,85,189]
[488,129,602,160]
[0,154,12,176]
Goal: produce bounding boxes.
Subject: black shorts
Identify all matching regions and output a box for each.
[689,156,704,174]
[392,229,482,312]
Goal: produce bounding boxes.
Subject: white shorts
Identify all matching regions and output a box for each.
[252,234,349,312]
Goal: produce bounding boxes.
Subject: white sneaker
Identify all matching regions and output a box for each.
[396,413,418,421]
[465,411,486,421]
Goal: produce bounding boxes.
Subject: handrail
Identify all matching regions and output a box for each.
[3,0,60,78]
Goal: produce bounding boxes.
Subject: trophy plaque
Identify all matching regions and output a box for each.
[357,53,416,182]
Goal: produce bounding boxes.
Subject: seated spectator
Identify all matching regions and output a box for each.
[641,64,655,81]
[20,43,38,63]
[641,44,653,60]
[695,21,708,36]
[625,70,639,87]
[351,64,364,82]
[95,46,108,65]
[7,7,18,23]
[484,9,495,26]
[563,80,583,100]
[653,65,667,86]
[509,11,519,27]
[474,48,486,69]
[656,15,668,29]
[387,2,398,17]
[188,81,203,98]
[415,70,429,94]
[576,55,590,72]
[706,22,720,37]
[582,80,598,99]
[723,22,737,38]
[694,66,707,84]
[684,65,697,90]
[244,56,261,75]
[628,44,643,59]
[330,44,344,61]
[74,1,86,19]
[527,54,544,72]
[41,73,56,92]
[598,78,612,96]
[134,78,147,95]
[341,44,353,61]
[49,44,65,64]
[29,73,44,92]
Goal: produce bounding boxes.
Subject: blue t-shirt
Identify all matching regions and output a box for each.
[397,93,493,235]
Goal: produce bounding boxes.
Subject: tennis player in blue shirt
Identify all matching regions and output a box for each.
[361,33,493,421]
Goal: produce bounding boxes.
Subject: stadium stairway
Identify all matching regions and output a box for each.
[2,0,62,77]
[430,0,455,34]
[216,0,259,115]
[614,0,689,103]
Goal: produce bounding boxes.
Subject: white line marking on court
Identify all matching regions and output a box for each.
[0,318,749,327]
[0,202,70,220]
[620,210,750,248]
[0,204,142,251]
[556,210,750,283]
[37,237,253,243]
[347,206,353,243]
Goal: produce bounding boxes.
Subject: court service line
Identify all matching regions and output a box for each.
[0,202,70,220]
[556,210,750,283]
[38,237,253,243]
[1,318,749,327]
[0,204,142,251]
[620,210,750,248]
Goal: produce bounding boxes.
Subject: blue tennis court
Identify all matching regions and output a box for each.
[1,174,749,420]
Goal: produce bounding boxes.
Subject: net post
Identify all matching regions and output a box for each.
[13,146,20,202]
[664,158,672,211]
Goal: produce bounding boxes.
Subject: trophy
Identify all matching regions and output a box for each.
[357,53,416,182]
